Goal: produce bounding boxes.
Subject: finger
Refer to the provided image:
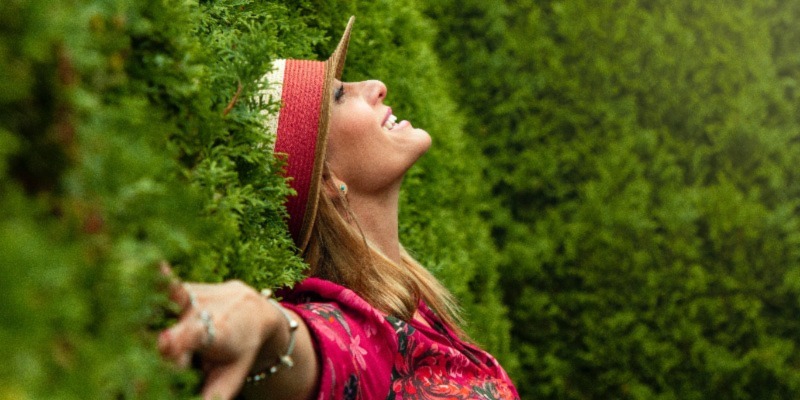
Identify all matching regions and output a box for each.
[169,281,194,314]
[159,314,209,365]
[202,360,253,400]
[177,350,193,369]
[159,331,193,369]
[160,261,195,313]
[159,261,174,279]
[159,262,179,291]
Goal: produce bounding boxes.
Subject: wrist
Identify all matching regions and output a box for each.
[246,289,300,384]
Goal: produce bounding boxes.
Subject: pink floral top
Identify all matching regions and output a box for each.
[280,278,519,400]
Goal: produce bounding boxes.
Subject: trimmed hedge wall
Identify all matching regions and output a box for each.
[8,0,799,398]
[0,0,514,397]
[426,0,800,398]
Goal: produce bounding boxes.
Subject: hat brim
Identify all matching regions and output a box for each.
[296,16,355,251]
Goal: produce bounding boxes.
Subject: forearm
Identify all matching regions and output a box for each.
[238,304,319,400]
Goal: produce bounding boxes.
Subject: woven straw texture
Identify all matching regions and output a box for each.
[274,60,326,247]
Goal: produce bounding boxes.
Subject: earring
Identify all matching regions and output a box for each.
[339,184,347,195]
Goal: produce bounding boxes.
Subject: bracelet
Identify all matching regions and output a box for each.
[245,289,299,385]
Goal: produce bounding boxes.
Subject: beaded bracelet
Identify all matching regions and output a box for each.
[245,289,299,385]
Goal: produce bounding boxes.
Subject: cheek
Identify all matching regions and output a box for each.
[328,106,375,150]
[327,113,367,175]
[328,112,356,155]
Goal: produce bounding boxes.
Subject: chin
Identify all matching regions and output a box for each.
[413,127,433,152]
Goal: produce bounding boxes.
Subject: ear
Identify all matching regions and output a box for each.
[323,171,347,198]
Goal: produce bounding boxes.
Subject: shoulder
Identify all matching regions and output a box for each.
[279,278,397,400]
[282,277,385,315]
[281,278,391,337]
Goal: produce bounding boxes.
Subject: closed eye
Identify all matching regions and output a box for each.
[334,84,345,103]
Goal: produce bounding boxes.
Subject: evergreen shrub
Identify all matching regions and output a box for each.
[426,0,800,398]
[1,0,515,396]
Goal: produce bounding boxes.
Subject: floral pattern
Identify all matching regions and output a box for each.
[282,278,519,400]
[386,316,518,400]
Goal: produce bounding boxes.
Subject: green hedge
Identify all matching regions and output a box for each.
[0,0,514,397]
[426,0,800,398]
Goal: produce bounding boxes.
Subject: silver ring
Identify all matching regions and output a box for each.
[199,310,216,348]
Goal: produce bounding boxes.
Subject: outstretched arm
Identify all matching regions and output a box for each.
[158,273,319,400]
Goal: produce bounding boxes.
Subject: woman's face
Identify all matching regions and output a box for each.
[326,79,431,193]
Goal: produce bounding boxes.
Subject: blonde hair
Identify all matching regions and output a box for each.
[303,165,466,336]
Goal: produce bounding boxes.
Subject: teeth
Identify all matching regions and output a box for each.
[383,114,399,130]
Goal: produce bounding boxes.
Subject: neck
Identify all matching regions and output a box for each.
[346,185,402,264]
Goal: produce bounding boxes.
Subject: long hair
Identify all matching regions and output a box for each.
[303,165,466,337]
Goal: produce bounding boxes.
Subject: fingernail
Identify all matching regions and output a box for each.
[158,330,171,349]
[160,261,172,276]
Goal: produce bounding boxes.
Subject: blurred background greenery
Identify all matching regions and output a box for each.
[2,0,799,398]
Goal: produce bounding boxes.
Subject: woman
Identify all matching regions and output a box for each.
[158,17,519,400]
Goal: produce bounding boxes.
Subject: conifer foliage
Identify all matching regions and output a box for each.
[1,0,515,397]
[1,0,314,397]
[426,0,800,398]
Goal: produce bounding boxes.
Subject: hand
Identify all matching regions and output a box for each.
[158,265,273,399]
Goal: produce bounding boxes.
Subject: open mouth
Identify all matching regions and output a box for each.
[382,107,400,131]
[383,114,398,130]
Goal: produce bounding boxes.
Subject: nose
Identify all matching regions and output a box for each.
[363,80,387,105]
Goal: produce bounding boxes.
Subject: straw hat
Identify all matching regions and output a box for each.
[258,16,355,251]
